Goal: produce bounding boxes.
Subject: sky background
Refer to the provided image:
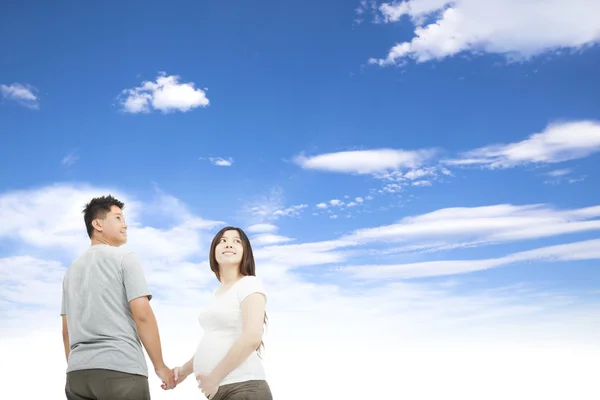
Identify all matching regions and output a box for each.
[1,0,600,399]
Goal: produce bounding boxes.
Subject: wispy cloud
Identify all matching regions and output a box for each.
[248,187,308,221]
[547,168,572,178]
[118,72,209,114]
[543,168,587,185]
[294,148,436,174]
[336,238,600,279]
[368,0,600,66]
[443,120,600,168]
[273,204,308,218]
[246,223,279,233]
[354,0,380,23]
[251,234,294,246]
[344,203,600,250]
[1,83,39,109]
[61,152,79,167]
[201,157,233,167]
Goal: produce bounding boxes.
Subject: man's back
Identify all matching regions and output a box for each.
[61,244,152,377]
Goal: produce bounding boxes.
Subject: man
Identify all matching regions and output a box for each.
[60,195,174,400]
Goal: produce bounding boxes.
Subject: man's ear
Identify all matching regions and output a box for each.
[92,219,103,232]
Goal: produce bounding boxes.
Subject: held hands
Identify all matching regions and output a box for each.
[155,364,176,390]
[158,365,190,391]
[173,366,191,386]
[196,373,219,399]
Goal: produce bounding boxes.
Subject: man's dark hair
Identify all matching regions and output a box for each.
[82,195,125,238]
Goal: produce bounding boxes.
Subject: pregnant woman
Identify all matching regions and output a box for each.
[172,226,273,400]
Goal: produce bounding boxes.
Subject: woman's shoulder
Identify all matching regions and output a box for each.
[236,275,267,299]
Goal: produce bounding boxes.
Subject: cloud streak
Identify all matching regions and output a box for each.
[1,83,39,109]
[337,238,600,279]
[294,148,436,174]
[345,203,600,249]
[443,120,600,168]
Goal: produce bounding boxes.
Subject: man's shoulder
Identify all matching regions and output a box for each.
[94,244,135,256]
[70,245,136,269]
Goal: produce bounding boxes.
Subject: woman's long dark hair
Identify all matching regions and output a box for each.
[209,226,268,357]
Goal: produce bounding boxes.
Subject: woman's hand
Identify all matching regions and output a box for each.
[196,373,219,399]
[172,366,191,387]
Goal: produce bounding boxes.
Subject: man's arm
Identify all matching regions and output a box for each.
[61,315,70,362]
[130,296,175,389]
[123,253,174,389]
[130,296,168,371]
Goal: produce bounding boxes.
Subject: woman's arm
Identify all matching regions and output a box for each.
[173,354,195,386]
[180,354,195,376]
[206,292,266,383]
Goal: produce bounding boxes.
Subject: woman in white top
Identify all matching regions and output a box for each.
[172,226,273,400]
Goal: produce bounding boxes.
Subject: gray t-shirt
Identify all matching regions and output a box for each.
[60,244,152,377]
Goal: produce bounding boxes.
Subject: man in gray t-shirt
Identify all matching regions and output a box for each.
[60,195,174,400]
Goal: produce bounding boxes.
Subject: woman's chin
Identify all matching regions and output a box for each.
[218,258,241,267]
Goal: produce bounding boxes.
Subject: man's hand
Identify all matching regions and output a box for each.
[173,366,190,387]
[156,364,175,390]
[196,373,219,399]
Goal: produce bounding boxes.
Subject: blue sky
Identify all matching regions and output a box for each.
[1,1,600,399]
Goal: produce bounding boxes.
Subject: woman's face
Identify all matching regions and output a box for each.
[214,229,244,267]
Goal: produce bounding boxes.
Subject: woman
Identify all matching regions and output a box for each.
[172,226,273,400]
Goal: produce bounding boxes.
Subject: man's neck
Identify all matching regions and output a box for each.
[91,236,112,247]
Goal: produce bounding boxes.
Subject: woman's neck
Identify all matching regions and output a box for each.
[219,266,242,285]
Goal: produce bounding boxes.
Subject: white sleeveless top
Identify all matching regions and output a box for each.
[193,275,267,386]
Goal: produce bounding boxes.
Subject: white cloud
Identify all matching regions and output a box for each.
[316,202,328,209]
[0,184,222,260]
[119,72,209,114]
[1,83,39,109]
[329,199,344,207]
[338,238,600,279]
[246,223,279,234]
[412,180,432,186]
[443,120,600,168]
[344,203,600,250]
[0,256,64,308]
[273,204,308,218]
[355,0,380,23]
[369,0,600,65]
[547,168,572,177]
[2,184,600,400]
[254,239,353,269]
[250,191,308,220]
[207,157,233,167]
[251,234,294,246]
[294,148,436,174]
[380,182,403,193]
[355,197,364,203]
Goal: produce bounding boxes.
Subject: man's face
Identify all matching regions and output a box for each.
[96,205,128,246]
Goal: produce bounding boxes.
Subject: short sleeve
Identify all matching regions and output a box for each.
[60,276,67,316]
[122,253,153,303]
[237,275,267,303]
